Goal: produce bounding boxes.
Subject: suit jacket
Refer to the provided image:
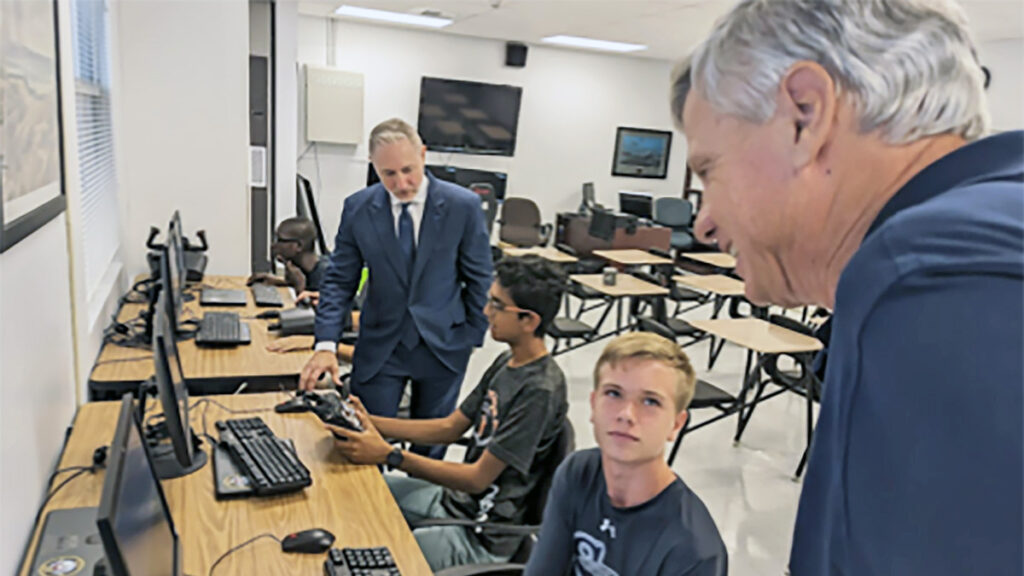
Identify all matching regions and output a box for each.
[314,173,493,384]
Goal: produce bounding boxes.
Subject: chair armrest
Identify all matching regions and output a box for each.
[409,517,542,536]
[434,564,526,576]
[539,223,553,245]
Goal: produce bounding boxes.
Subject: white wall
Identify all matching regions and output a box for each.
[0,217,78,569]
[978,37,1024,132]
[295,17,688,243]
[114,0,251,277]
[276,0,299,227]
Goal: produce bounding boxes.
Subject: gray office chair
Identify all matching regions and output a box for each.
[470,182,499,236]
[653,197,695,251]
[425,420,576,576]
[498,198,552,247]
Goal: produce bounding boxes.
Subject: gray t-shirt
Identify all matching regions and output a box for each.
[525,448,728,576]
[441,351,567,556]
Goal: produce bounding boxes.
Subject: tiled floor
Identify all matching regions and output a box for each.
[455,300,816,576]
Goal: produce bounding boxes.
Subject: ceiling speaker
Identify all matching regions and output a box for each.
[506,42,527,68]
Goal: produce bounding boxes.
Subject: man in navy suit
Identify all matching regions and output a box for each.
[300,118,492,459]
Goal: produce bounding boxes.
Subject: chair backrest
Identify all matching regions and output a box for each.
[500,197,544,246]
[653,197,694,228]
[523,419,575,526]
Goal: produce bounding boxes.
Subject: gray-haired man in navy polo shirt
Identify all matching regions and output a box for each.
[671,1,1022,574]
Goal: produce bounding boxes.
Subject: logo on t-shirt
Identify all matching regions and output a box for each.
[572,531,619,576]
[471,389,500,447]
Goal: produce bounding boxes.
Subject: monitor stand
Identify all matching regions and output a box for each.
[137,380,209,480]
[147,438,208,480]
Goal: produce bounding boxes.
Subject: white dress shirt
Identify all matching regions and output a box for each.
[387,176,429,246]
[314,176,429,353]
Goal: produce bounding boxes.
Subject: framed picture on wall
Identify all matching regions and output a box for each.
[0,0,66,253]
[611,127,672,179]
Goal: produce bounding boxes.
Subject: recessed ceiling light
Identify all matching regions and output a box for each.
[334,5,453,28]
[541,35,646,53]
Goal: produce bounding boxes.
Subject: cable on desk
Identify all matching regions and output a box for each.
[208,533,281,576]
[93,355,151,367]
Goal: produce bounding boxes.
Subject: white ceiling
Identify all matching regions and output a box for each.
[297,0,1024,62]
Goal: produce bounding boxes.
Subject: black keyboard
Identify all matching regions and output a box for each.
[324,547,400,576]
[251,283,284,307]
[215,417,312,496]
[197,312,242,345]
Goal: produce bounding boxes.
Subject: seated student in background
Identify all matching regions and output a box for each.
[266,269,369,362]
[326,256,568,571]
[525,332,727,576]
[247,217,329,293]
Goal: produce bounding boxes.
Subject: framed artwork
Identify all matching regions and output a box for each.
[611,127,672,179]
[0,0,66,253]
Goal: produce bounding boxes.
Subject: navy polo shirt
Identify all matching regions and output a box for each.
[790,131,1024,575]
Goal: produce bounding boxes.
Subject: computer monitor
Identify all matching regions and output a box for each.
[145,290,207,479]
[156,247,183,335]
[588,208,617,242]
[296,174,329,255]
[582,182,595,206]
[619,191,653,220]
[97,393,182,576]
[167,213,188,313]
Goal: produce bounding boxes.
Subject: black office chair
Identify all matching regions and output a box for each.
[631,271,704,344]
[635,317,740,466]
[555,244,609,319]
[425,420,577,576]
[647,248,706,315]
[732,314,822,478]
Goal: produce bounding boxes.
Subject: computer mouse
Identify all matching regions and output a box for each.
[281,528,335,554]
[274,395,312,414]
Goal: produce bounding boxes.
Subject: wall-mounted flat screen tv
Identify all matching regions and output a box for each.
[417,77,522,156]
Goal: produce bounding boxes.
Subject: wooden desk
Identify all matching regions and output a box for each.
[503,246,579,263]
[593,249,673,267]
[688,318,822,354]
[673,274,746,296]
[19,393,431,576]
[570,274,669,298]
[679,252,736,269]
[89,276,312,396]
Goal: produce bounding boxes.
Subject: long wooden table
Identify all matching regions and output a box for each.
[503,245,579,263]
[592,249,673,267]
[679,252,736,269]
[89,276,313,397]
[18,393,431,576]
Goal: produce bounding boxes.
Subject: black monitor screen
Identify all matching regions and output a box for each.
[296,174,329,254]
[97,394,179,576]
[166,215,186,323]
[619,192,653,219]
[153,291,194,468]
[427,165,507,200]
[367,164,507,200]
[417,77,522,156]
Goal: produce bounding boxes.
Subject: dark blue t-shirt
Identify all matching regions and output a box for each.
[790,131,1024,575]
[525,448,727,576]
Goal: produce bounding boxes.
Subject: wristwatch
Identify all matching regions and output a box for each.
[385,447,404,469]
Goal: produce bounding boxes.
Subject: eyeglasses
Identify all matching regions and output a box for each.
[486,296,535,316]
[273,236,302,245]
